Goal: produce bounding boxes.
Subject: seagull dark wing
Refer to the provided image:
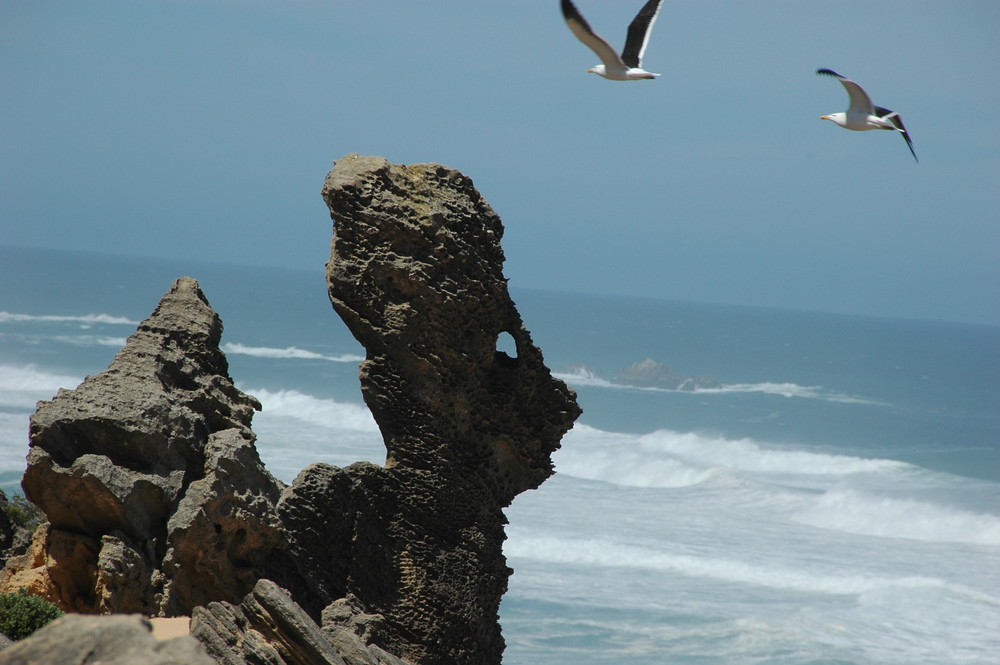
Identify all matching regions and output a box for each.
[561,0,626,69]
[817,68,874,115]
[875,106,918,162]
[621,0,663,69]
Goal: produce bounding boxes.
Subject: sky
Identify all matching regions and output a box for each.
[2,0,998,326]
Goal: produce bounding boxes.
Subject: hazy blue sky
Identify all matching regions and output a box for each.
[2,1,998,325]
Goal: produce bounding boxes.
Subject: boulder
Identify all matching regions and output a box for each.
[271,154,581,664]
[0,613,214,665]
[191,578,411,665]
[1,277,285,616]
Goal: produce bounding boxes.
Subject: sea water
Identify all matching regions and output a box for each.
[1,245,998,664]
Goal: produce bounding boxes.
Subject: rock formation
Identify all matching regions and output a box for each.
[270,154,581,664]
[0,277,286,616]
[616,358,720,391]
[0,613,214,665]
[191,578,410,665]
[0,154,580,665]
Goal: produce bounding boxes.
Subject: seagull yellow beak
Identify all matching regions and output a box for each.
[820,115,830,120]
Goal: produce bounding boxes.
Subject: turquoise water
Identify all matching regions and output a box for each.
[2,245,998,664]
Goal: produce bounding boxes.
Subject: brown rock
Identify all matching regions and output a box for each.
[3,277,284,616]
[271,154,581,664]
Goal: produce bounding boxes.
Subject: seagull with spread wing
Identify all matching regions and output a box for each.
[817,68,918,162]
[561,0,665,81]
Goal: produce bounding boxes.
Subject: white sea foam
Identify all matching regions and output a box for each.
[553,367,616,388]
[554,424,906,488]
[794,488,1000,546]
[554,367,882,405]
[223,343,363,363]
[245,387,377,432]
[504,530,971,598]
[695,382,885,405]
[0,311,140,326]
[0,365,85,475]
[0,364,83,408]
[50,334,128,348]
[0,411,30,474]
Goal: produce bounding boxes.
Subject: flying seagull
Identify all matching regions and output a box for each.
[561,0,664,81]
[817,68,917,162]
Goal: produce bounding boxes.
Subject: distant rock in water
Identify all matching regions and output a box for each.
[616,358,720,391]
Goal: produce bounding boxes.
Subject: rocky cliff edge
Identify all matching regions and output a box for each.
[0,154,581,665]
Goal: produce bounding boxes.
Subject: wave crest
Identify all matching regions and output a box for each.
[244,387,377,432]
[504,530,972,597]
[554,424,906,489]
[0,311,139,326]
[794,489,1000,546]
[0,364,83,408]
[554,367,882,405]
[223,343,363,363]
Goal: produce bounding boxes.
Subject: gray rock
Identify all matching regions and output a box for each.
[271,154,582,664]
[322,596,410,665]
[0,613,214,665]
[191,579,351,665]
[2,155,579,665]
[5,277,285,615]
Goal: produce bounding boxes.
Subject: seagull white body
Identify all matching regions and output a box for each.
[561,0,664,81]
[817,68,917,162]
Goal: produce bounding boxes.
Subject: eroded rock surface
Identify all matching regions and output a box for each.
[1,277,285,616]
[272,154,582,664]
[2,155,580,665]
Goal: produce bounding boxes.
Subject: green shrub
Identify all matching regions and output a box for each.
[2,494,45,532]
[0,589,63,640]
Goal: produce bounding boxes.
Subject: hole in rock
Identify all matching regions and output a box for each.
[495,331,518,367]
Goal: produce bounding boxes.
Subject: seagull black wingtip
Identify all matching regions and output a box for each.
[816,68,843,78]
[560,0,578,21]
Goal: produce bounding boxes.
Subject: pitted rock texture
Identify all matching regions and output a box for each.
[277,154,582,664]
[0,277,285,616]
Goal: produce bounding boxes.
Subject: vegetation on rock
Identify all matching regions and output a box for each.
[0,588,63,640]
[2,494,45,532]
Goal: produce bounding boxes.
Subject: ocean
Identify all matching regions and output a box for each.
[1,245,998,664]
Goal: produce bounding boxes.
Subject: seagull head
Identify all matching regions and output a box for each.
[587,65,606,76]
[820,113,846,127]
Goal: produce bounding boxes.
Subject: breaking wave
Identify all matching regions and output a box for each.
[0,364,83,409]
[244,387,377,432]
[0,311,139,326]
[223,343,363,363]
[555,424,906,488]
[554,367,883,405]
[793,489,1000,546]
[504,530,996,601]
